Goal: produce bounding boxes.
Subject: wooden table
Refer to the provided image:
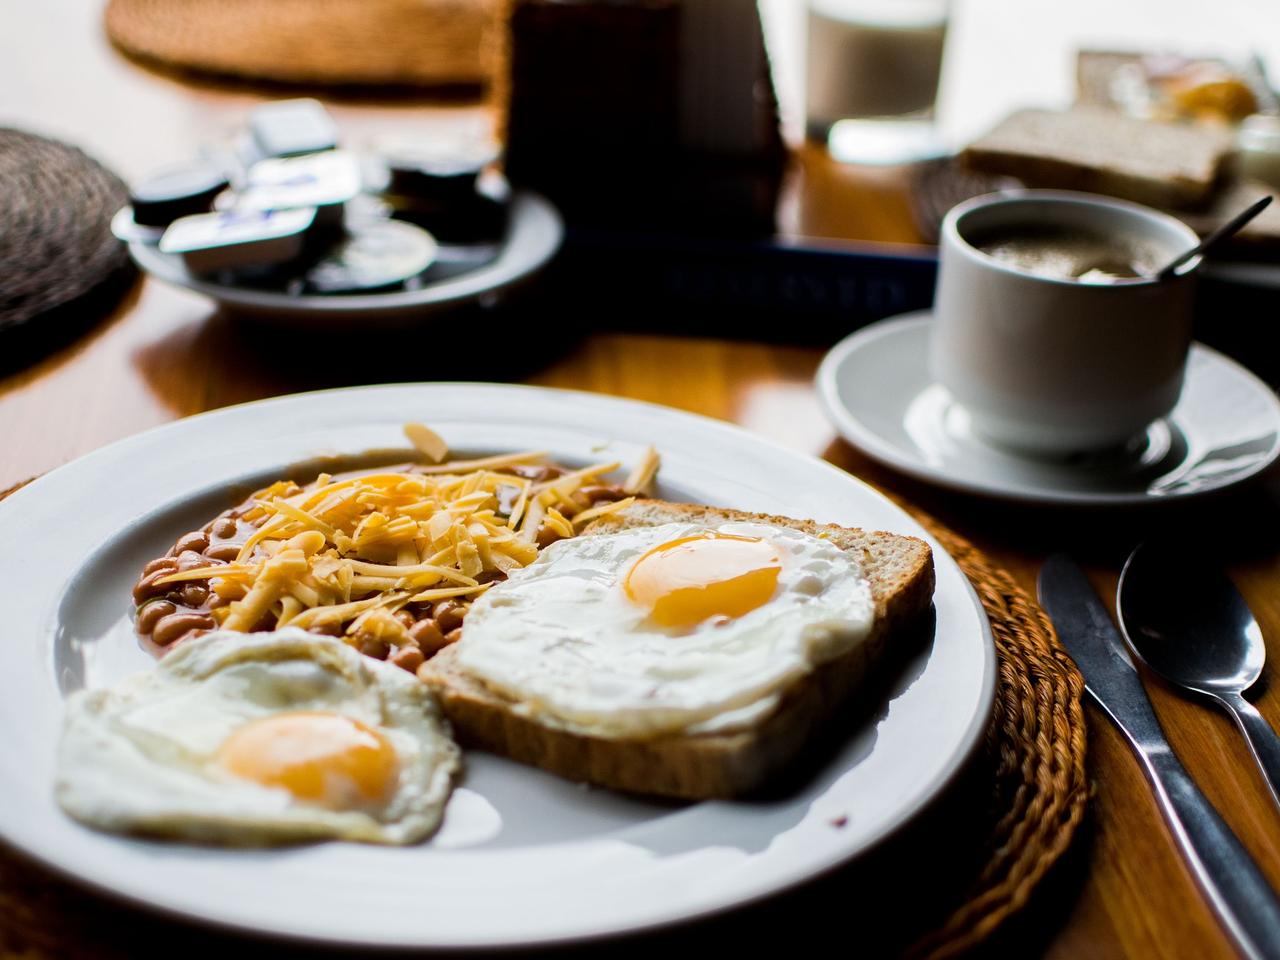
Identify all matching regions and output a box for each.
[3,4,1280,958]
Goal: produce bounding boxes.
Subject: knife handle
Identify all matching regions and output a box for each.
[1145,747,1280,960]
[1218,692,1280,813]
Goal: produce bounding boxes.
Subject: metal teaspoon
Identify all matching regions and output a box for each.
[1118,541,1280,810]
[1156,195,1272,281]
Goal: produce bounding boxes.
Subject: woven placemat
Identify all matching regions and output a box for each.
[0,129,133,338]
[903,506,1087,959]
[105,0,501,88]
[0,477,1086,958]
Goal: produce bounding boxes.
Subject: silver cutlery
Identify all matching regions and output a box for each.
[1039,555,1280,960]
[1118,542,1280,811]
[1154,195,1272,281]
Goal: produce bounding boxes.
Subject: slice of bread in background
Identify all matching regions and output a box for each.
[419,501,935,800]
[962,107,1233,209]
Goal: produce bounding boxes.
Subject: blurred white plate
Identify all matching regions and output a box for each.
[817,313,1280,506]
[0,383,994,948]
[127,191,562,324]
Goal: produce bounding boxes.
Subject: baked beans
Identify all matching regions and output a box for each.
[136,600,176,635]
[408,618,445,653]
[131,494,263,654]
[432,600,465,634]
[358,637,390,661]
[211,517,237,539]
[131,459,631,664]
[174,531,209,555]
[203,542,242,563]
[390,646,425,672]
[152,612,216,647]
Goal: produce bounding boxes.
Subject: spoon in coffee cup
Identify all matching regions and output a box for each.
[1155,195,1273,281]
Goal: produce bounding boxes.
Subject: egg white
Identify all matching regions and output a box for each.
[56,629,460,845]
[454,521,875,738]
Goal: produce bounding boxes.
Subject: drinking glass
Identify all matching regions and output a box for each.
[804,0,949,164]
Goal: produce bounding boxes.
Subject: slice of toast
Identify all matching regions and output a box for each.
[961,107,1234,209]
[418,501,935,799]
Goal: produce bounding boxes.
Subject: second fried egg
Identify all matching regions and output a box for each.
[57,629,459,845]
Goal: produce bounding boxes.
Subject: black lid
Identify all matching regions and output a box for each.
[130,164,231,227]
[382,142,497,202]
[387,164,483,201]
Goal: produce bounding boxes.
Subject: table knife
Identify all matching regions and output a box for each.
[1039,554,1280,960]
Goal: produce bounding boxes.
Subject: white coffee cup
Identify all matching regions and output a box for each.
[930,190,1200,456]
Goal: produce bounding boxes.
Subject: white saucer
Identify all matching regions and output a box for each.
[816,312,1280,506]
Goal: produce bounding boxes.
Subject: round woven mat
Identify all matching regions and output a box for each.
[903,506,1087,959]
[0,478,1086,958]
[0,130,133,337]
[105,0,500,88]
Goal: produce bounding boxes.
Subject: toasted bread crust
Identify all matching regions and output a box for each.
[419,501,934,799]
[962,107,1232,209]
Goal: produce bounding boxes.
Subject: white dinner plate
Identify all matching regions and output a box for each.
[817,313,1280,507]
[0,383,995,949]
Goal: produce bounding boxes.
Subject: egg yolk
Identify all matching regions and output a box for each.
[623,533,782,628]
[214,712,400,811]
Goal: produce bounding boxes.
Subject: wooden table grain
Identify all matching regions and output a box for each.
[3,4,1280,958]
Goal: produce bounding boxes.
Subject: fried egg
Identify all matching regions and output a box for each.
[56,629,459,845]
[453,521,875,738]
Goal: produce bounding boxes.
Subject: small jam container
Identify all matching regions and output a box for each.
[377,139,506,243]
[237,150,362,232]
[383,143,495,205]
[159,207,317,275]
[248,98,339,159]
[112,163,231,242]
[302,220,438,293]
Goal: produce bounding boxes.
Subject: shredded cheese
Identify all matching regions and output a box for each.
[403,422,449,463]
[573,495,637,527]
[625,446,661,494]
[533,462,621,499]
[165,436,655,650]
[413,450,548,475]
[545,508,574,540]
